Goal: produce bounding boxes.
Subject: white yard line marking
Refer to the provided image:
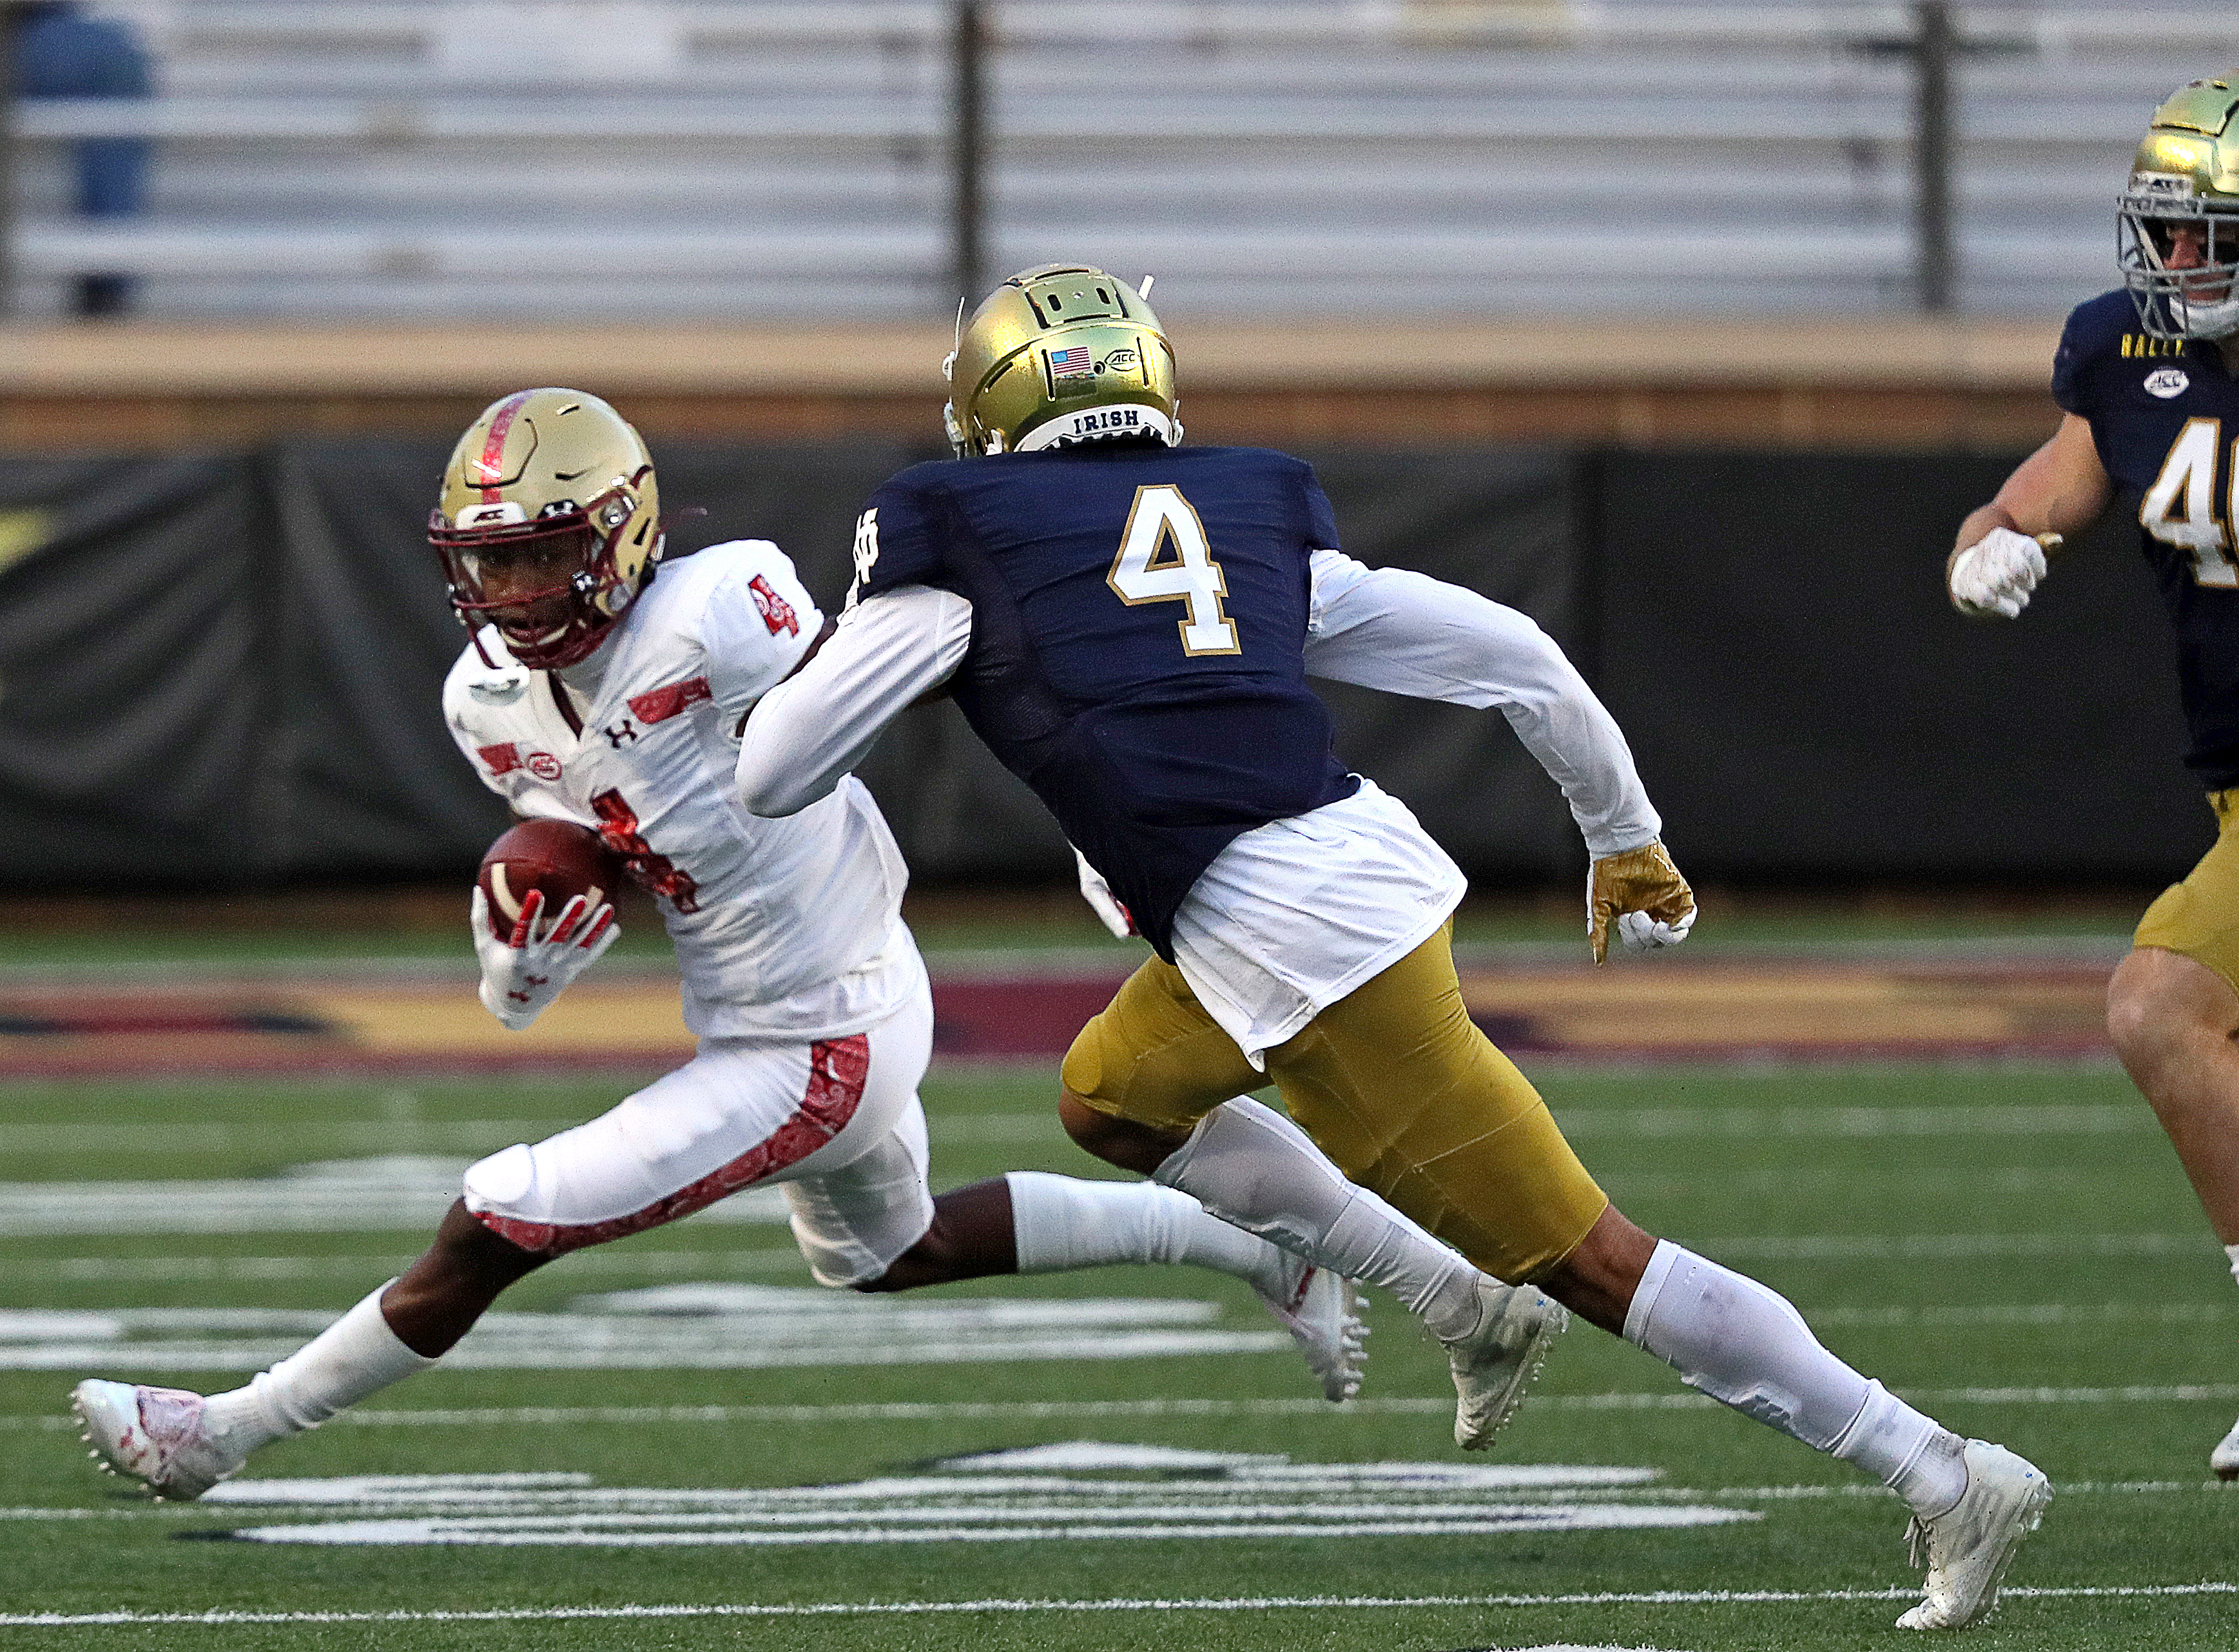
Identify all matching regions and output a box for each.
[3,1114,1054,1156]
[5,1477,2227,1522]
[220,1510,1754,1546]
[0,1288,1283,1373]
[1554,1104,2151,1139]
[10,1378,2235,1435]
[3,1583,2234,1627]
[1807,1301,2233,1327]
[67,1454,1763,1548]
[0,1160,790,1237]
[0,1250,806,1284]
[1698,1234,2208,1261]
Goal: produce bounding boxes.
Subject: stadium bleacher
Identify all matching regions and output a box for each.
[13,1,2239,322]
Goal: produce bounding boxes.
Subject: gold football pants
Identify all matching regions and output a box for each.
[2135,786,2239,997]
[1061,924,1609,1284]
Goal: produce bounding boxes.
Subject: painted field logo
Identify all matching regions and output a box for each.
[2147,367,2191,398]
[200,1443,1757,1548]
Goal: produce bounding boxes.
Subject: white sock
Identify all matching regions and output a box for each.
[2224,1242,2239,1287]
[1625,1241,1966,1517]
[1006,1171,1292,1296]
[1152,1096,1484,1339]
[200,1283,437,1457]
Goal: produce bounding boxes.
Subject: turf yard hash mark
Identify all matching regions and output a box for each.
[5,1584,2238,1628]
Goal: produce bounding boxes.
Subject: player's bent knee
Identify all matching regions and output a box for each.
[1060,1090,1186,1175]
[2109,947,2235,1064]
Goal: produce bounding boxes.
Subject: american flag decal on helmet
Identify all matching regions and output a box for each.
[1049,346,1094,378]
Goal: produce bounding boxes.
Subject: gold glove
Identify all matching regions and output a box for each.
[1588,840,1696,966]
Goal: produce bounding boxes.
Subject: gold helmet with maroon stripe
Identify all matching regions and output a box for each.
[429,388,662,670]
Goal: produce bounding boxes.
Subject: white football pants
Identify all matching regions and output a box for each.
[461,985,935,1287]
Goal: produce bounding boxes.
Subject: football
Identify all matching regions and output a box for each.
[476,818,623,939]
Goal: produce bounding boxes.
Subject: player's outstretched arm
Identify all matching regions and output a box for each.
[1302,550,1692,961]
[470,885,617,1031]
[1948,413,2111,619]
[1303,550,1660,853]
[736,586,973,817]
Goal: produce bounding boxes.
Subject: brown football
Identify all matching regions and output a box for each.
[477,819,624,939]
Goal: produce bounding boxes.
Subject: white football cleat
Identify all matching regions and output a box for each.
[2211,1414,2239,1481]
[1255,1259,1367,1403]
[1895,1439,2051,1631]
[1439,1275,1567,1450]
[71,1379,245,1501]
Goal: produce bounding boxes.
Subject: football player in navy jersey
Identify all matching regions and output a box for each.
[1950,72,2239,1481]
[741,264,2048,1629]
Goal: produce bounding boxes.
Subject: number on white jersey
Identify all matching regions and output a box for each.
[2141,416,2239,588]
[1107,485,1241,656]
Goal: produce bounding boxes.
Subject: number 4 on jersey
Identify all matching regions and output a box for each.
[2142,416,2239,588]
[1107,484,1242,656]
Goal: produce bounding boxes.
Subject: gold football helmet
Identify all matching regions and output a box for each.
[2120,73,2239,340]
[943,264,1179,458]
[429,388,662,670]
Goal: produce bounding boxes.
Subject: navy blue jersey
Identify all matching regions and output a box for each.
[2055,288,2239,789]
[851,443,1360,958]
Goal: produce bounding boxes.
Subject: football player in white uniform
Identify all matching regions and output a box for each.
[69,389,1532,1502]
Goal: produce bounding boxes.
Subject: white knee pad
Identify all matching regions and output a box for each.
[784,1097,934,1287]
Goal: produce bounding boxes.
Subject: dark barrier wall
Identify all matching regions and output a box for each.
[0,443,2210,889]
[1591,452,2209,880]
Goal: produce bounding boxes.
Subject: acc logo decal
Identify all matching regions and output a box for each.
[526,752,564,781]
[2147,367,2191,398]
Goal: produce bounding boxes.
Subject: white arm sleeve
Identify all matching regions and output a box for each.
[735,583,974,817]
[1304,549,1660,856]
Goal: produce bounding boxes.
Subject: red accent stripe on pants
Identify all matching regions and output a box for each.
[474,1034,873,1256]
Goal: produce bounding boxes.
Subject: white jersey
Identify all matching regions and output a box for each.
[443,539,916,1042]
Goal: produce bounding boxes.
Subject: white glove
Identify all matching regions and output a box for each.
[1949,527,2055,619]
[1613,907,1696,955]
[1073,846,1136,940]
[471,884,619,1031]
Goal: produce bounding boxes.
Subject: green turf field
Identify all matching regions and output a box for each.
[3,1058,2234,1651]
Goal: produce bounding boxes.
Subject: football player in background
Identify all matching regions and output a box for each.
[1947,73,2239,1479]
[739,267,2051,1631]
[70,387,1536,1499]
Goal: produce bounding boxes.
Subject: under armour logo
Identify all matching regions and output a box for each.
[604,719,639,748]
